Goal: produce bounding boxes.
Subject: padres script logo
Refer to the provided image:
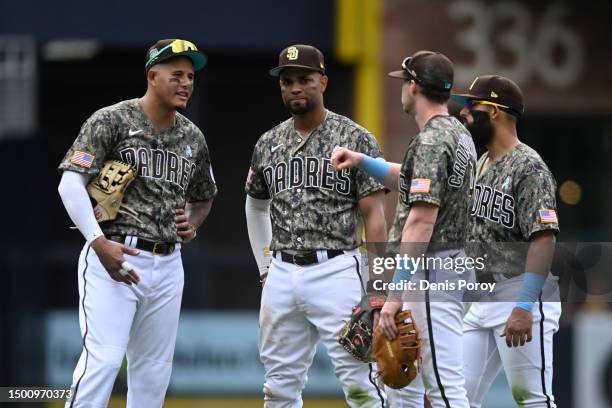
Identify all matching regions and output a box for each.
[119,147,196,190]
[286,47,299,60]
[263,157,351,196]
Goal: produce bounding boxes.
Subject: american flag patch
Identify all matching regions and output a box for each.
[410,178,431,193]
[539,209,558,223]
[71,151,94,168]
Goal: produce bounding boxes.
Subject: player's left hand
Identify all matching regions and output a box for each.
[501,307,533,347]
[175,208,197,243]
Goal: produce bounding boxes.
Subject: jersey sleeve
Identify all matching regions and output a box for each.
[516,171,560,240]
[57,109,116,175]
[354,131,386,199]
[403,141,449,207]
[245,139,271,199]
[186,135,218,202]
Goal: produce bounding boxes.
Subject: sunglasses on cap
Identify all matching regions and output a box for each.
[401,57,420,82]
[466,99,511,110]
[145,39,199,68]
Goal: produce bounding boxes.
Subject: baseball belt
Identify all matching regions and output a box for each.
[273,249,344,266]
[108,235,176,255]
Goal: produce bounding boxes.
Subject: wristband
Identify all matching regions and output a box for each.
[392,261,414,285]
[358,155,390,183]
[515,272,546,311]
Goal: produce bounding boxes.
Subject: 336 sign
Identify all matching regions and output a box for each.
[449,0,584,88]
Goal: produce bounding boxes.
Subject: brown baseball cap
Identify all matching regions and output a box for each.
[145,39,207,72]
[388,50,454,92]
[270,44,325,77]
[452,75,524,117]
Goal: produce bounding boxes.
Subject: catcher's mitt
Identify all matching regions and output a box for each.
[86,160,141,223]
[338,290,386,362]
[373,309,420,389]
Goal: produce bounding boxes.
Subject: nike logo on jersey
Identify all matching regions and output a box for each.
[271,144,283,152]
[129,129,144,136]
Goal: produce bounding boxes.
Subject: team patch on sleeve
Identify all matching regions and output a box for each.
[410,178,431,193]
[71,151,95,168]
[539,209,558,223]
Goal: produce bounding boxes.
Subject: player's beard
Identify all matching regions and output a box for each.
[464,110,494,147]
[285,98,313,115]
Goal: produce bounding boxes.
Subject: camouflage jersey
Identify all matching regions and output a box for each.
[467,143,559,282]
[58,99,217,242]
[389,115,476,246]
[245,110,385,251]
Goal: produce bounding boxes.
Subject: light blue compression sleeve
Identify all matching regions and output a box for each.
[358,155,390,183]
[392,261,414,285]
[515,272,546,311]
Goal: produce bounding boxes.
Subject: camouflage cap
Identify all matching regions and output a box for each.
[388,50,454,92]
[270,44,325,77]
[145,39,207,72]
[452,75,524,117]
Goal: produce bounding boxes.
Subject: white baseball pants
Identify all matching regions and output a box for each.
[386,249,474,408]
[65,239,184,408]
[463,298,561,408]
[259,249,387,408]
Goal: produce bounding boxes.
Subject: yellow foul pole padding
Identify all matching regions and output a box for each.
[335,0,383,146]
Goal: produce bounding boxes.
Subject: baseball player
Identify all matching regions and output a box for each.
[245,44,388,407]
[332,51,477,408]
[57,39,217,407]
[453,75,561,407]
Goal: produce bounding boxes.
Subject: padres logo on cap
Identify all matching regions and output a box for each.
[490,91,498,98]
[287,46,299,60]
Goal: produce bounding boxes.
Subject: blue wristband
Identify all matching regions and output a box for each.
[358,155,390,183]
[515,272,546,311]
[392,261,414,285]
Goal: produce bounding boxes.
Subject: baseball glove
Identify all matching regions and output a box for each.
[338,289,386,363]
[373,309,420,389]
[86,160,141,223]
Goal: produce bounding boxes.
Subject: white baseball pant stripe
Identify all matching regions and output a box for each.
[259,249,386,408]
[66,239,184,408]
[386,249,473,408]
[463,297,560,408]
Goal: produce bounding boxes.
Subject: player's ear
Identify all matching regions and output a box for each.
[147,67,159,86]
[320,74,328,92]
[489,105,502,120]
[410,81,418,95]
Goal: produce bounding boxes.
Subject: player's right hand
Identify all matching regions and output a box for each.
[331,147,364,170]
[501,307,534,347]
[91,236,140,285]
[378,300,403,340]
